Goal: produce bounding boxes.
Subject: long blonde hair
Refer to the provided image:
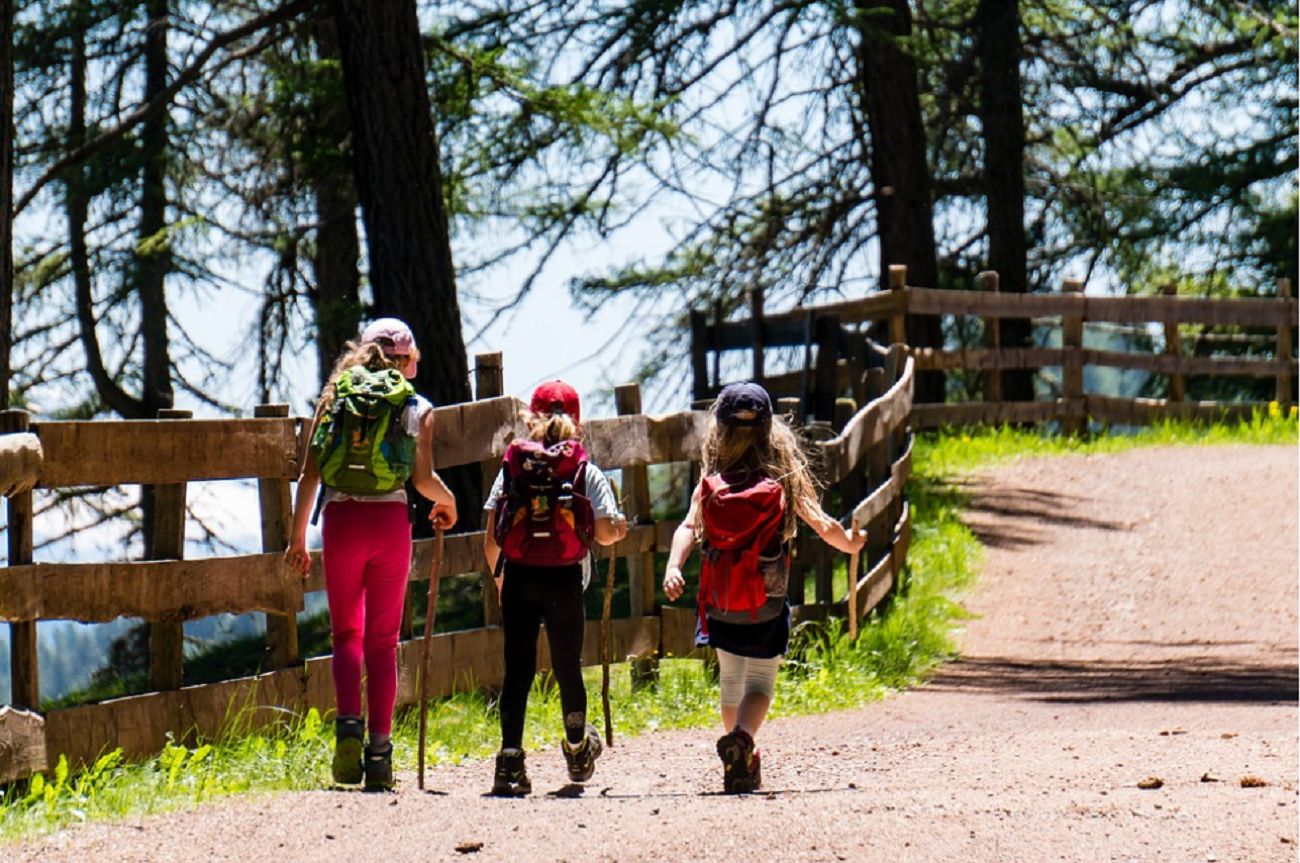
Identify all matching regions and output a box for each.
[523,410,580,445]
[699,410,821,541]
[314,340,406,419]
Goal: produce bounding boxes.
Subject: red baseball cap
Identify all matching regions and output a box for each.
[530,380,581,424]
[361,317,418,379]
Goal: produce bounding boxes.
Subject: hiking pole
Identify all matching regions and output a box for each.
[417,526,446,791]
[600,480,620,747]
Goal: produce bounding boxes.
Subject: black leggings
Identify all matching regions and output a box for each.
[499,562,588,749]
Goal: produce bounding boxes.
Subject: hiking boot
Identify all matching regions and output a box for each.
[491,748,531,796]
[562,724,603,783]
[363,741,394,792]
[332,716,364,785]
[717,729,760,794]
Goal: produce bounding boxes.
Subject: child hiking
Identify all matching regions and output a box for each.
[483,380,627,795]
[662,382,865,794]
[285,318,458,791]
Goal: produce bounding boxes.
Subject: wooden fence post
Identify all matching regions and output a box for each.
[863,369,892,592]
[1159,283,1186,403]
[476,352,504,626]
[777,396,805,605]
[978,271,1003,404]
[1,410,38,709]
[615,383,659,687]
[148,407,190,691]
[710,298,724,394]
[750,287,765,386]
[256,403,298,669]
[833,397,860,606]
[888,265,908,346]
[689,309,710,401]
[1277,278,1293,410]
[1061,279,1085,435]
[813,313,841,422]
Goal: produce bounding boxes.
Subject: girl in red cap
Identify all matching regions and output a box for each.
[662,382,864,793]
[285,318,458,791]
[483,379,627,795]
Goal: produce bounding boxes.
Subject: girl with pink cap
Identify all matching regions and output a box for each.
[285,318,457,791]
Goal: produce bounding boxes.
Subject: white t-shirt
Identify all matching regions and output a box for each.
[321,394,433,507]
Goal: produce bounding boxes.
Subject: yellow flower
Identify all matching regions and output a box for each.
[1291,405,1298,420]
[1268,400,1281,418]
[960,435,971,443]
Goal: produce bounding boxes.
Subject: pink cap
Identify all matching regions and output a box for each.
[361,317,418,379]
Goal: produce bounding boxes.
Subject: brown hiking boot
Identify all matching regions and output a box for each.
[716,729,760,794]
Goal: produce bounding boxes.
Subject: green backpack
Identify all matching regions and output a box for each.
[310,366,417,494]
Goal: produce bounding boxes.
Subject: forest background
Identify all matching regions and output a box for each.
[0,0,1294,701]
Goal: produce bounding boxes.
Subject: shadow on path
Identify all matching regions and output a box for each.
[927,655,1299,704]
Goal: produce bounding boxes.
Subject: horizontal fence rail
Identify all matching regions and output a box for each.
[690,271,1296,432]
[0,352,913,780]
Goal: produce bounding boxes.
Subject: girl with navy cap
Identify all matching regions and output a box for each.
[662,381,864,793]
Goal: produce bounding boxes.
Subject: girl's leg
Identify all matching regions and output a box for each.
[716,650,780,736]
[734,656,781,736]
[539,569,587,745]
[359,503,412,739]
[499,570,543,750]
[322,501,369,721]
[716,649,746,732]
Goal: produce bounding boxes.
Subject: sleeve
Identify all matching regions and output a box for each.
[584,465,624,521]
[483,468,505,512]
[402,394,433,437]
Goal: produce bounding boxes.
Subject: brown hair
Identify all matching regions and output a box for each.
[523,410,581,446]
[314,340,405,419]
[699,411,821,541]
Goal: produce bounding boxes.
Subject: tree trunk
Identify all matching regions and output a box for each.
[0,0,13,410]
[70,27,146,418]
[309,14,360,387]
[853,0,945,403]
[137,0,174,415]
[329,0,477,528]
[327,0,470,408]
[977,0,1033,401]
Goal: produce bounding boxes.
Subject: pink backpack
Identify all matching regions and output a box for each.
[493,439,595,567]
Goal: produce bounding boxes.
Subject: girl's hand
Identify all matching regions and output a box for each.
[284,538,311,578]
[430,501,457,530]
[844,525,867,553]
[663,566,686,602]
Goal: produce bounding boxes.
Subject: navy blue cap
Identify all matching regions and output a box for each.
[715,382,773,427]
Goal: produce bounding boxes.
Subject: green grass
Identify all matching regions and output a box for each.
[3,408,1294,844]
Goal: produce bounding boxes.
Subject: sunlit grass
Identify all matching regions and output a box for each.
[4,409,1291,844]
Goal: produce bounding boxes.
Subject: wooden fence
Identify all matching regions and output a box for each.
[692,268,1297,433]
[0,351,913,782]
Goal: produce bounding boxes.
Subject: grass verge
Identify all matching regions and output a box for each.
[2,409,1294,843]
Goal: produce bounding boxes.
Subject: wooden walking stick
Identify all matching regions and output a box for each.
[847,520,864,641]
[600,480,620,747]
[417,526,445,791]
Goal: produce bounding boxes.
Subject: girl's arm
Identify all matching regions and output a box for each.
[662,484,702,602]
[411,409,458,529]
[484,508,501,579]
[795,496,866,554]
[593,515,628,546]
[285,422,321,577]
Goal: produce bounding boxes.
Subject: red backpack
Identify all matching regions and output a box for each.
[698,474,786,622]
[493,438,595,568]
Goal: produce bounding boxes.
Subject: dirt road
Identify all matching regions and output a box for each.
[17,445,1298,862]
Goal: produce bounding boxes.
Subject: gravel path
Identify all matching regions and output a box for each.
[15,445,1298,862]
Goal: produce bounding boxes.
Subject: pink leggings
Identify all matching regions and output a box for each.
[321,499,412,736]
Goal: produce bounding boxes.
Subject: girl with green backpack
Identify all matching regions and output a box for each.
[285,318,458,791]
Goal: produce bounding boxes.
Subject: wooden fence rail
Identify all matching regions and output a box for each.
[0,353,913,780]
[691,272,1297,430]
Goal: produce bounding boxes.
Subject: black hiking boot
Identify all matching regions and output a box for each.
[363,741,394,792]
[717,729,760,794]
[332,716,364,786]
[562,724,603,783]
[491,748,532,796]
